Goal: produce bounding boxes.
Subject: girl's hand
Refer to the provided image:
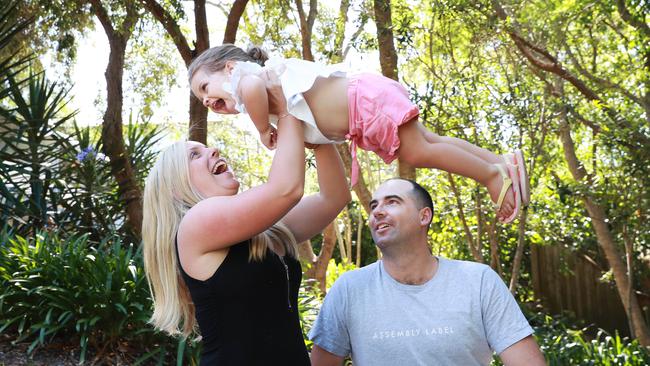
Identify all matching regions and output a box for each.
[261,69,288,116]
[259,124,278,150]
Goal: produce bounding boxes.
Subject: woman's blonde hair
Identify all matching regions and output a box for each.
[142,141,296,338]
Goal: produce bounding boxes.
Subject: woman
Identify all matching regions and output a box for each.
[142,71,350,365]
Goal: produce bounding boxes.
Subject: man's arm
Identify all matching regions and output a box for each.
[311,345,345,366]
[498,335,546,366]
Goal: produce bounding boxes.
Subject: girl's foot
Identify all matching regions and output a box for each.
[486,163,521,223]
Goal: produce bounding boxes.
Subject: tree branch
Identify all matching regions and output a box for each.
[88,0,114,38]
[223,0,249,44]
[332,0,350,62]
[343,18,366,59]
[307,0,317,30]
[491,0,649,148]
[564,43,646,108]
[141,0,193,65]
[567,105,601,133]
[122,2,140,34]
[617,0,650,38]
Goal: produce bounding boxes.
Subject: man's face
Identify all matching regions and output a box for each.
[368,180,425,250]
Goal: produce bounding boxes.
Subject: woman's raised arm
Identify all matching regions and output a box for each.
[281,144,351,243]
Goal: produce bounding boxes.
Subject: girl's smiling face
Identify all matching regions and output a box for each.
[190,63,239,115]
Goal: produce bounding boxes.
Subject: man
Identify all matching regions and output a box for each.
[309,178,545,366]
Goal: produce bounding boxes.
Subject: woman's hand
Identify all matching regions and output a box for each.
[260,69,288,116]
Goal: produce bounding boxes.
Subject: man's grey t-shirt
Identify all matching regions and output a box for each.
[308,257,533,366]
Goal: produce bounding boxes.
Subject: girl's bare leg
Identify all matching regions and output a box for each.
[416,123,505,164]
[397,120,515,218]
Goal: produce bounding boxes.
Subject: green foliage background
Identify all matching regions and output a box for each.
[1,0,649,364]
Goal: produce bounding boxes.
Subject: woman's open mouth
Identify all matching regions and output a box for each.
[211,159,228,175]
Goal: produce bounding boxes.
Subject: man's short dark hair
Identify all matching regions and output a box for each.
[387,178,433,224]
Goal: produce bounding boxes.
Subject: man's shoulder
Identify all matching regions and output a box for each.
[440,257,493,278]
[334,261,380,286]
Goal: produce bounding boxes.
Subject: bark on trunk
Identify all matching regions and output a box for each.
[102,38,143,236]
[189,0,210,143]
[447,173,484,263]
[373,0,398,80]
[303,222,337,294]
[90,0,142,238]
[297,239,317,263]
[509,206,528,294]
[295,0,317,61]
[373,0,415,180]
[189,96,208,143]
[558,108,650,346]
[488,216,502,276]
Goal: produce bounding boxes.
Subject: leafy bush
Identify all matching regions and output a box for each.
[56,120,164,244]
[0,230,199,364]
[325,258,358,292]
[491,310,650,366]
[0,69,75,234]
[298,279,322,351]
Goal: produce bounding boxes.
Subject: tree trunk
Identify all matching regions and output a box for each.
[447,173,484,263]
[295,0,317,61]
[101,37,143,237]
[558,107,650,346]
[188,0,210,143]
[372,0,398,80]
[297,239,317,263]
[488,216,502,276]
[509,206,528,294]
[373,0,415,180]
[89,0,142,238]
[189,96,208,143]
[303,222,337,294]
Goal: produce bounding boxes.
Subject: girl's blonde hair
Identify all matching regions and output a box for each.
[142,141,296,338]
[187,43,268,88]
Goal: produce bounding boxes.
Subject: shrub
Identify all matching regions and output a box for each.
[491,310,650,365]
[0,230,199,364]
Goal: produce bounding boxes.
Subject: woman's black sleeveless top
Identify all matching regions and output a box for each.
[177,240,310,365]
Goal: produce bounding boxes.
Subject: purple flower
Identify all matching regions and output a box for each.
[76,146,96,163]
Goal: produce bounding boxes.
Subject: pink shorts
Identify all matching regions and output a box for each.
[346,73,419,186]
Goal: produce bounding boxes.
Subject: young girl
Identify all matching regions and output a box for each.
[188,44,529,223]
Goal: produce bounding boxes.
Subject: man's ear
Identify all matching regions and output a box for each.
[419,207,432,227]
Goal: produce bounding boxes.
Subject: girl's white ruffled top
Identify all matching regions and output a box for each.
[224,57,347,144]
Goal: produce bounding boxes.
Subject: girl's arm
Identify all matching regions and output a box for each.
[239,74,276,149]
[179,74,306,253]
[281,144,351,243]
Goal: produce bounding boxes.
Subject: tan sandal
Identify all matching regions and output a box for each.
[493,164,521,224]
